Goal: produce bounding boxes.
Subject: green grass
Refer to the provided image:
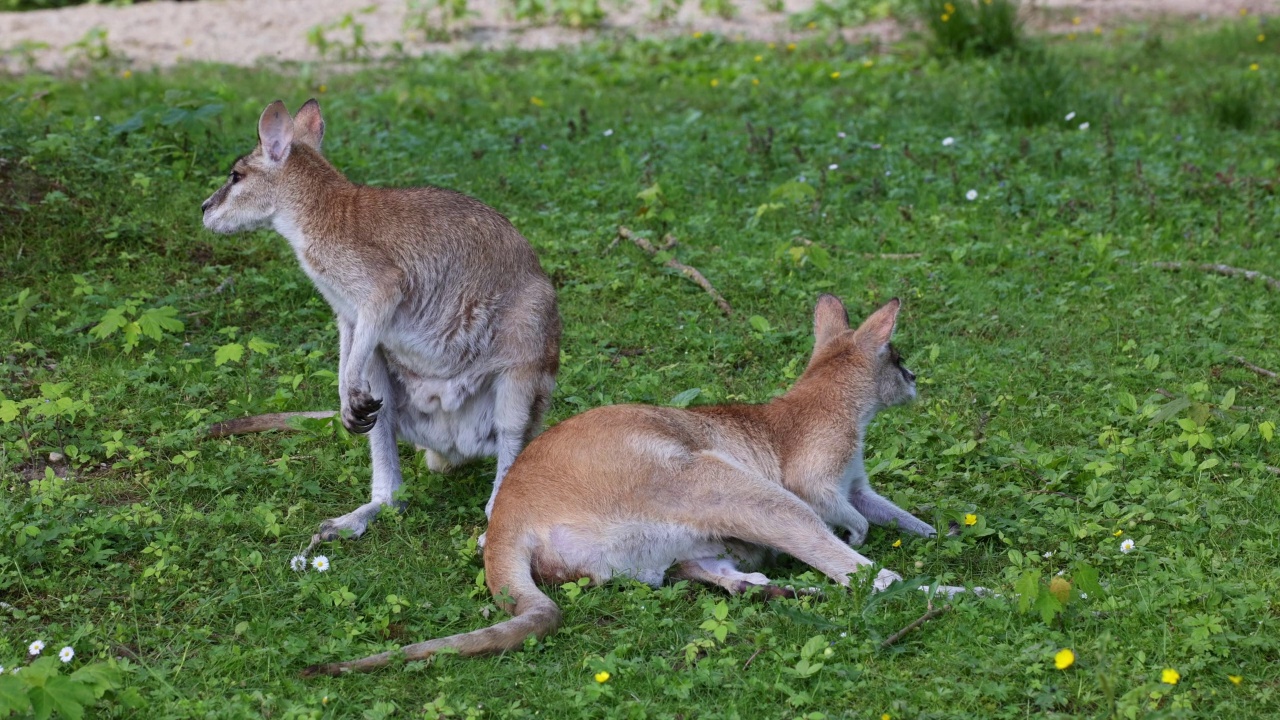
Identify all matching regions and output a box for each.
[1,19,1279,718]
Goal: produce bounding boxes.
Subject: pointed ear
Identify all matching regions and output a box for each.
[293,98,325,151]
[257,100,294,164]
[853,298,901,351]
[813,294,850,349]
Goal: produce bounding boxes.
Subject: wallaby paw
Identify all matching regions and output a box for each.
[342,387,382,434]
[313,514,369,543]
[423,448,454,473]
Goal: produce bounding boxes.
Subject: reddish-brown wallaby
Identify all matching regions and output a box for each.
[202,99,560,549]
[304,296,976,676]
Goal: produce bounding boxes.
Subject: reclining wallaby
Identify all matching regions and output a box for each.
[202,99,560,547]
[304,296,973,676]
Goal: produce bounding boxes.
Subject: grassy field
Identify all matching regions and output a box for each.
[2,16,1279,719]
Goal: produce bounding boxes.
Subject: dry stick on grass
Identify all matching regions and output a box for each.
[743,648,763,670]
[618,226,733,317]
[1152,261,1280,292]
[1232,461,1280,476]
[880,603,952,649]
[1233,356,1278,381]
[863,252,924,260]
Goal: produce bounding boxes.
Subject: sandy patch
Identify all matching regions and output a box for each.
[0,0,1273,73]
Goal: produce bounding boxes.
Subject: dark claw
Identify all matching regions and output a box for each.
[343,391,382,434]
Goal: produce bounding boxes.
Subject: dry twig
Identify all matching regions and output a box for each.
[862,252,924,260]
[880,603,951,649]
[1231,461,1280,477]
[1152,262,1280,292]
[618,226,733,317]
[743,648,763,670]
[1233,356,1278,381]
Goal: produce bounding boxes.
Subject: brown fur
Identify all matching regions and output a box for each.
[303,297,973,677]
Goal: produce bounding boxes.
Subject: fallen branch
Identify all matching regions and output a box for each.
[1152,262,1280,292]
[880,603,951,649]
[1233,356,1278,381]
[862,252,923,260]
[619,226,733,317]
[1231,461,1280,477]
[743,648,763,670]
[208,411,336,438]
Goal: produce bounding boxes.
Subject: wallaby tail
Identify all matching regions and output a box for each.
[300,536,559,677]
[207,411,336,438]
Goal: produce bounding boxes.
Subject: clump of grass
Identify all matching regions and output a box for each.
[1208,70,1261,130]
[918,0,1021,57]
[996,47,1075,127]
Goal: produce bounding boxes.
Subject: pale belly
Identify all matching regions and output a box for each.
[387,359,500,465]
[532,522,754,587]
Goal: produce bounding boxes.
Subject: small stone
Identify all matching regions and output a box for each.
[48,452,65,463]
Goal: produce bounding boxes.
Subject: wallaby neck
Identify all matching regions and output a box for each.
[272,145,354,250]
[763,365,881,475]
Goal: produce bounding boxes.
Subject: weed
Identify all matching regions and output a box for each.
[918,0,1021,57]
[995,47,1075,126]
[406,0,476,40]
[1208,70,1261,129]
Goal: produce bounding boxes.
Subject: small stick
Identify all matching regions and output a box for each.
[880,603,951,649]
[1231,461,1280,477]
[1233,356,1278,381]
[862,252,923,260]
[619,227,733,317]
[743,648,763,669]
[1152,262,1280,292]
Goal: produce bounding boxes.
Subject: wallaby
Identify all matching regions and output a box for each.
[202,99,560,548]
[304,296,975,676]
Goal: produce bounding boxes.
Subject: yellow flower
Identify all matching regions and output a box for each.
[1113,529,1123,537]
[1067,33,1077,41]
[754,54,763,62]
[964,513,977,526]
[1250,63,1260,72]
[830,71,840,79]
[1240,7,1248,15]
[1071,16,1081,25]
[322,696,330,705]
[1054,648,1075,670]
[710,78,720,87]
[693,31,703,38]
[1228,675,1243,685]
[892,539,902,547]
[786,43,796,51]
[807,21,817,29]
[943,2,954,12]
[1259,34,1267,43]
[318,84,328,93]
[1093,27,1102,35]
[122,70,133,79]
[767,42,776,49]
[530,96,545,106]
[882,715,891,720]
[1162,668,1180,685]
[862,59,874,68]
[594,671,610,683]
[941,14,950,22]
[751,78,760,85]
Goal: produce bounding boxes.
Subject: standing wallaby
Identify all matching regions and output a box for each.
[304,296,973,676]
[202,99,560,547]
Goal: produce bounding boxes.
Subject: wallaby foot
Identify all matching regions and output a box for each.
[342,387,382,434]
[423,448,454,473]
[311,501,395,545]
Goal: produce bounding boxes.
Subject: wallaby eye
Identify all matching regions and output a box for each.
[229,170,243,184]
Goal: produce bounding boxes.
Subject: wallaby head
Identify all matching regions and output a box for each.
[805,295,917,411]
[201,99,328,234]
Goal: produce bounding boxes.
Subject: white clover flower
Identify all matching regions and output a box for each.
[311,555,330,572]
[1081,592,1089,599]
[94,115,102,121]
[828,163,838,170]
[1079,122,1090,131]
[885,170,891,176]
[942,137,955,146]
[28,640,45,656]
[1043,551,1054,559]
[59,647,75,663]
[965,189,978,201]
[602,129,614,137]
[1064,111,1076,121]
[290,555,308,572]
[1120,538,1135,554]
[837,131,847,139]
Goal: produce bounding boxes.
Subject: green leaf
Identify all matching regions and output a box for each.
[1197,456,1220,471]
[0,676,31,717]
[1260,421,1274,442]
[89,306,129,340]
[800,635,826,660]
[1034,587,1065,623]
[1015,569,1041,613]
[712,600,728,621]
[68,663,122,697]
[29,676,96,720]
[247,337,279,355]
[669,388,702,408]
[1073,562,1103,598]
[137,306,184,341]
[1149,396,1190,427]
[770,180,816,203]
[749,315,772,333]
[1219,387,1236,411]
[214,343,245,366]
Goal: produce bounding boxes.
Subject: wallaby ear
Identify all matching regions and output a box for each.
[257,100,294,164]
[813,294,850,349]
[293,98,325,151]
[853,298,901,352]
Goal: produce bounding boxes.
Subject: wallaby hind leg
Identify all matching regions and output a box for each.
[675,557,796,598]
[311,349,403,548]
[485,365,552,518]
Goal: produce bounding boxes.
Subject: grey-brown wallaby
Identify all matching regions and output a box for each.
[202,99,560,549]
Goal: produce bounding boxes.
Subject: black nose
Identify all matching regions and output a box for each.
[200,199,211,213]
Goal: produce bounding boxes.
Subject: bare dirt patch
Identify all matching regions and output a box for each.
[0,0,1273,73]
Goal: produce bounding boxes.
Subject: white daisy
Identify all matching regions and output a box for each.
[28,640,44,656]
[311,555,331,572]
[828,163,838,170]
[837,131,847,139]
[942,137,955,146]
[1043,551,1054,558]
[1079,122,1090,131]
[290,555,308,572]
[965,189,978,201]
[1064,111,1076,121]
[602,129,614,137]
[1120,538,1135,554]
[1081,592,1089,599]
[59,647,75,663]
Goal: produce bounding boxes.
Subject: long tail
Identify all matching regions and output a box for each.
[300,534,560,677]
[207,411,336,438]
